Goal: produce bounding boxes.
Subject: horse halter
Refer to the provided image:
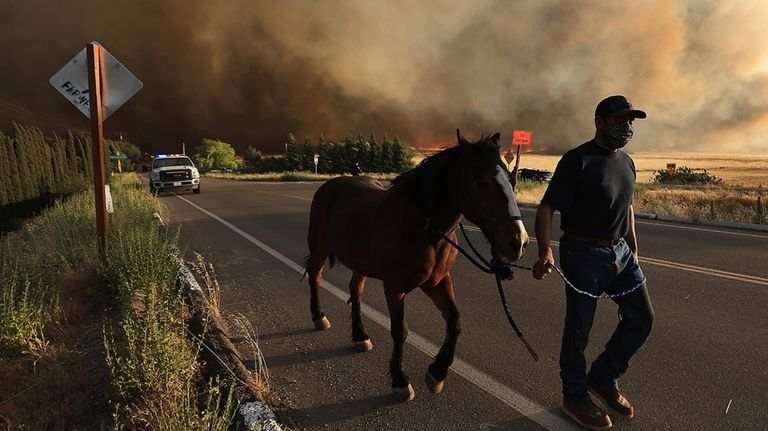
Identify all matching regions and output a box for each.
[457,170,523,226]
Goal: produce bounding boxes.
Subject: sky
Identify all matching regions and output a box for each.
[1,0,767,155]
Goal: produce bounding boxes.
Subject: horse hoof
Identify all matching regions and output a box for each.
[313,316,331,331]
[354,339,373,352]
[425,371,444,394]
[392,384,415,402]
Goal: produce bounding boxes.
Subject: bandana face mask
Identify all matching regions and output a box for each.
[604,121,633,149]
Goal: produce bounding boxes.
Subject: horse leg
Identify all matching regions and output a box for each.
[423,275,461,394]
[349,272,373,352]
[385,286,414,402]
[307,254,331,330]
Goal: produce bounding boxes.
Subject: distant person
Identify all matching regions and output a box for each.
[351,162,362,176]
[532,95,654,430]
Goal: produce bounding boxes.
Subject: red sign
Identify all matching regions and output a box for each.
[512,130,532,146]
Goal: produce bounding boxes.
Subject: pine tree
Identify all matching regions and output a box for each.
[317,133,329,174]
[284,133,302,171]
[391,136,415,172]
[12,124,35,203]
[380,134,394,173]
[52,133,67,186]
[353,133,370,171]
[35,127,54,196]
[341,135,356,173]
[85,135,95,180]
[66,131,78,174]
[3,132,23,206]
[0,133,10,206]
[302,137,314,171]
[0,133,14,224]
[76,134,91,180]
[328,142,345,174]
[367,132,379,172]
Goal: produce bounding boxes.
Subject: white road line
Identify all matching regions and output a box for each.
[173,193,578,431]
[206,179,767,239]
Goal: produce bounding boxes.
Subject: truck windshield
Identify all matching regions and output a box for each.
[153,157,193,168]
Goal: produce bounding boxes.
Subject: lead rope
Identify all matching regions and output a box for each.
[456,223,645,300]
[548,262,646,299]
[436,223,539,362]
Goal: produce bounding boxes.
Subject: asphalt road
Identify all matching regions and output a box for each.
[152,176,768,431]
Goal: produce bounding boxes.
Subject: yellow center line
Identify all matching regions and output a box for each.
[462,225,767,286]
[639,256,768,283]
[248,189,767,286]
[250,188,313,202]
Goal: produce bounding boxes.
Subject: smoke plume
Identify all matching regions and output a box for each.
[1,0,767,154]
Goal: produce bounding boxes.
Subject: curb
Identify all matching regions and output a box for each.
[155,213,283,431]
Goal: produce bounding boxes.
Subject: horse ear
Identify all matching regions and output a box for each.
[491,132,501,149]
[456,128,469,146]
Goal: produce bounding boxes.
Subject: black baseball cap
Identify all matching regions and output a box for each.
[595,95,647,119]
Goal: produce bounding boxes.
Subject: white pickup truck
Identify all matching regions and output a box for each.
[149,154,201,194]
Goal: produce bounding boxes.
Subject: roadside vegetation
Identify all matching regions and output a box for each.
[194,132,415,175]
[102,176,242,429]
[652,165,722,185]
[207,171,399,182]
[0,123,140,234]
[0,174,262,429]
[634,183,765,225]
[512,180,766,226]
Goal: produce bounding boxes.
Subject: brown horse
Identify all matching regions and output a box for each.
[305,130,529,402]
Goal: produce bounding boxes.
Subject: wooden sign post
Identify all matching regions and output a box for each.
[87,43,108,252]
[51,42,143,253]
[511,130,532,191]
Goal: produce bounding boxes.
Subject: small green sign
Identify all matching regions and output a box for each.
[109,152,128,160]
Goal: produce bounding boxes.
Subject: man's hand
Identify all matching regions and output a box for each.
[532,247,554,280]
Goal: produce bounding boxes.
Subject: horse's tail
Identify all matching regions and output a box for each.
[306,179,341,278]
[301,252,336,282]
[301,254,310,281]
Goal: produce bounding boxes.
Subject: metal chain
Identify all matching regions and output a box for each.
[450,223,644,300]
[549,262,646,299]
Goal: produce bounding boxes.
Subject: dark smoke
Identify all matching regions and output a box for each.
[1,0,767,154]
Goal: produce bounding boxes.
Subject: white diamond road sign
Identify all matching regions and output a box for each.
[49,43,142,119]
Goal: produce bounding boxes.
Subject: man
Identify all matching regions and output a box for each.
[532,95,655,430]
[351,162,362,176]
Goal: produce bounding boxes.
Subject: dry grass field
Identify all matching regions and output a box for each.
[508,151,768,186]
[414,150,767,225]
[223,151,766,225]
[508,151,768,225]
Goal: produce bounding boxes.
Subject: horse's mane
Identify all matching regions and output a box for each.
[390,134,500,219]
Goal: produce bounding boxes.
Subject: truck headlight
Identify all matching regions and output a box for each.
[150,172,160,180]
[191,169,200,179]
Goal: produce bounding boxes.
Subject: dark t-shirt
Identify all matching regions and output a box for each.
[541,140,636,240]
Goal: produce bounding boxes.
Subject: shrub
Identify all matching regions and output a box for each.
[653,166,722,185]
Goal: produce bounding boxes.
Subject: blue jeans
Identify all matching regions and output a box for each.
[559,237,654,403]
